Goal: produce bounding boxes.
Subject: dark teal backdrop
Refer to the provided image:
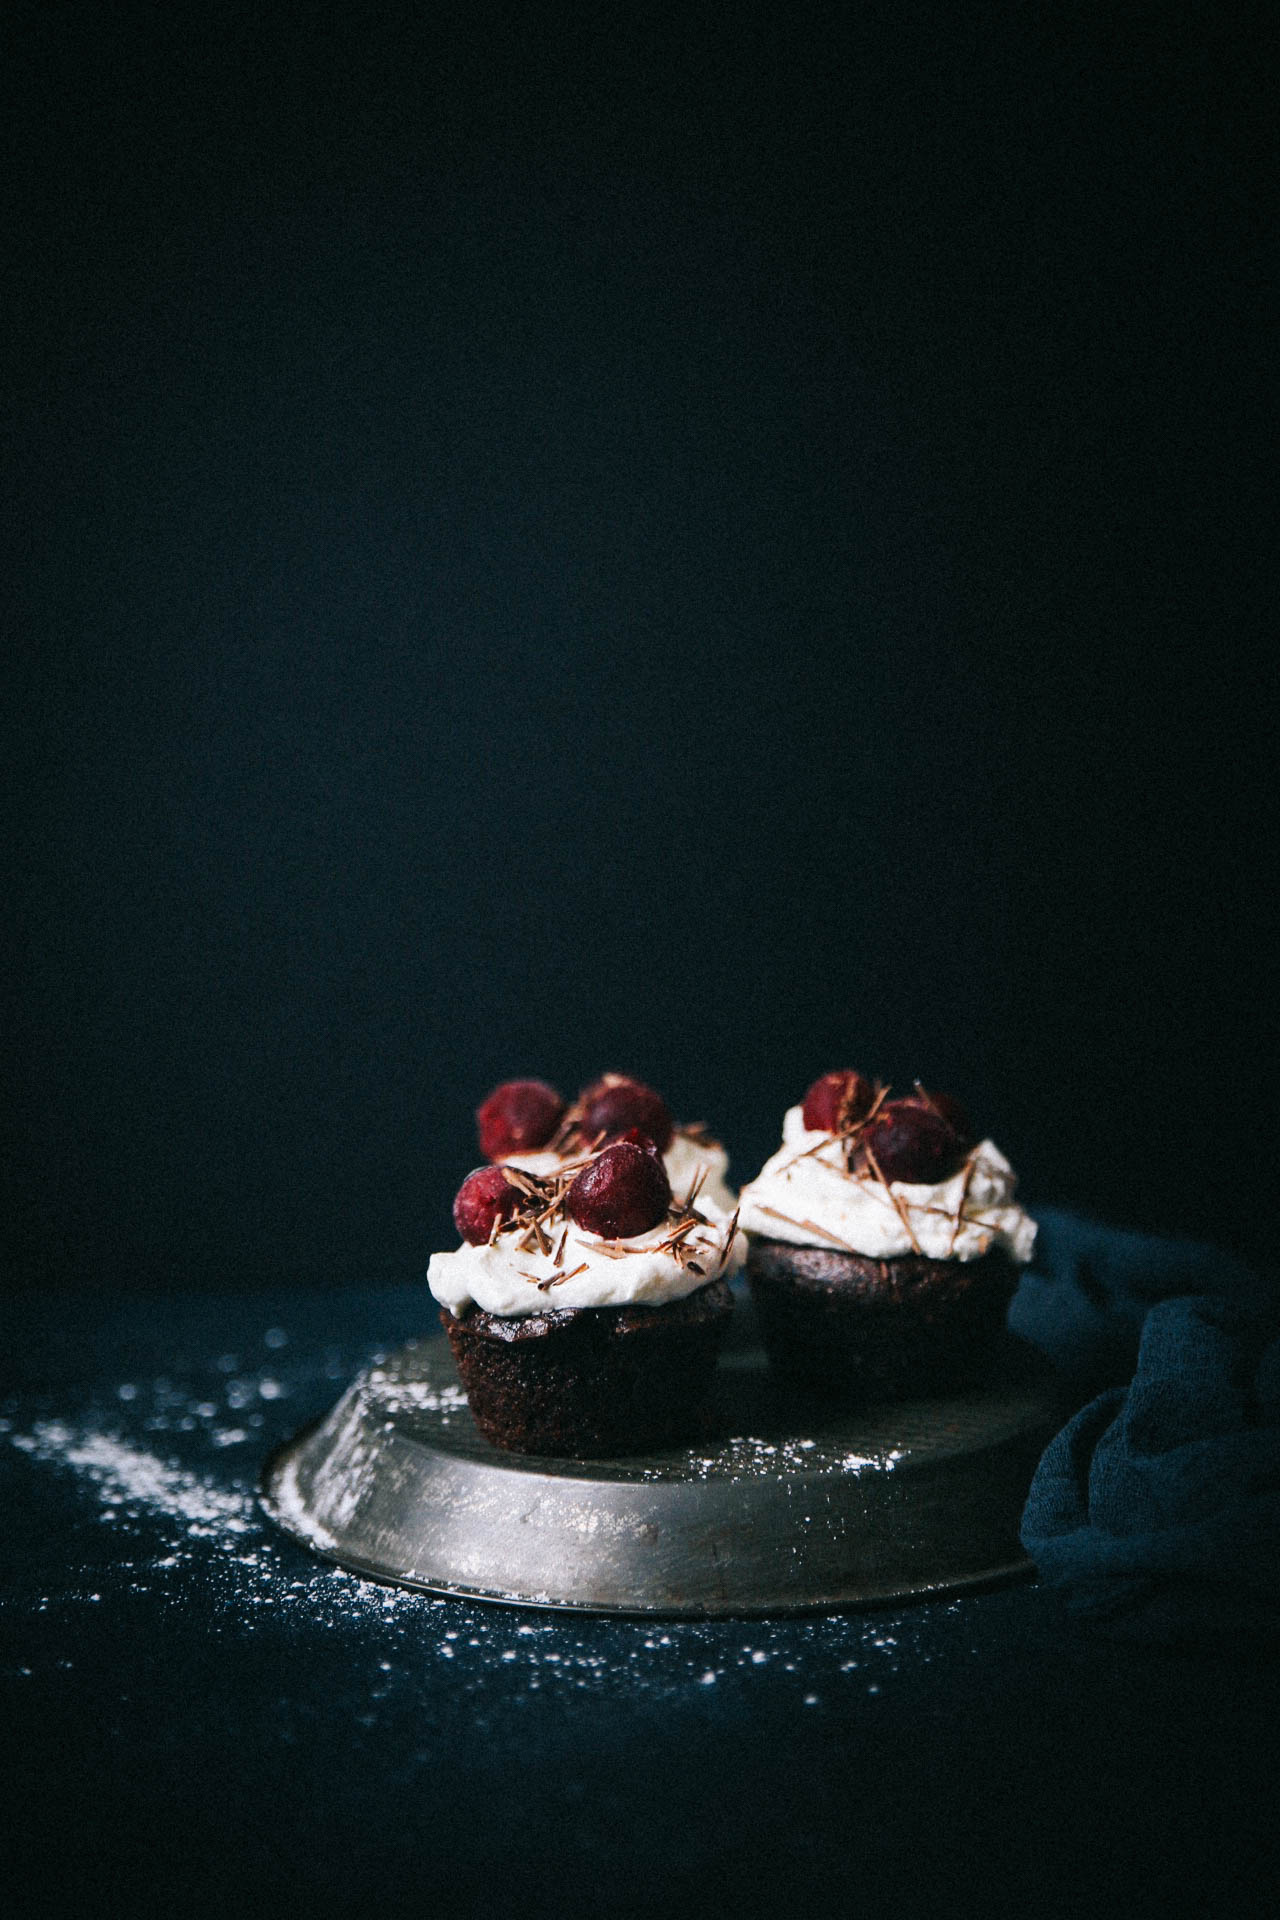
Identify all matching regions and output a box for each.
[4,4,1273,1290]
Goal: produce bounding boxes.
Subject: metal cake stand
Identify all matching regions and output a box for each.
[261,1305,1062,1616]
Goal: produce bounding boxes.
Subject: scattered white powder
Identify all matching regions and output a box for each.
[839,1448,905,1473]
[3,1333,1000,1722]
[11,1423,255,1536]
[5,1400,960,1714]
[646,1435,906,1482]
[362,1372,470,1417]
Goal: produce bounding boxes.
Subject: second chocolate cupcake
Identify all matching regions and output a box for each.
[736,1072,1037,1399]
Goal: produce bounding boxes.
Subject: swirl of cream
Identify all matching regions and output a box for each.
[737,1106,1036,1264]
[429,1209,745,1318]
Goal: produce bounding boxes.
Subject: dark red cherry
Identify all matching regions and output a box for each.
[453,1165,524,1244]
[863,1100,967,1184]
[801,1070,875,1133]
[565,1140,672,1239]
[906,1085,973,1145]
[577,1075,674,1153]
[476,1079,566,1160]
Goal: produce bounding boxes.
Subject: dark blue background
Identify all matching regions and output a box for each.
[4,3,1274,1293]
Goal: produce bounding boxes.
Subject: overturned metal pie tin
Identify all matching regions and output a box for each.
[261,1325,1061,1616]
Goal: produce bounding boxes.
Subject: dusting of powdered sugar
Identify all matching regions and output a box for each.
[361,1372,470,1419]
[9,1424,255,1535]
[2,1316,1008,1721]
[646,1435,907,1481]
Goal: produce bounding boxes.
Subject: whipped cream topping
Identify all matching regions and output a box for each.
[429,1210,745,1318]
[504,1128,737,1220]
[737,1106,1037,1264]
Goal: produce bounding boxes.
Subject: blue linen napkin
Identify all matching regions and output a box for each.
[1011,1209,1280,1647]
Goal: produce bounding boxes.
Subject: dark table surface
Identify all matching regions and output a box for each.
[3,1278,1277,1920]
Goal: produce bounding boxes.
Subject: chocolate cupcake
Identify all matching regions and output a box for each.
[439,1280,735,1457]
[430,1127,743,1455]
[737,1073,1036,1399]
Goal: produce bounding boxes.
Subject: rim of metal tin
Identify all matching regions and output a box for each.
[259,1329,1059,1617]
[259,1451,1034,1618]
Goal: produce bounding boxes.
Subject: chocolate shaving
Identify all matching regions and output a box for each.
[682,1164,708,1211]
[537,1261,589,1292]
[717,1207,740,1272]
[502,1167,542,1197]
[839,1082,890,1172]
[781,1135,864,1179]
[861,1141,924,1256]
[654,1218,700,1253]
[545,1104,610,1159]
[551,1149,600,1177]
[780,1083,891,1176]
[946,1152,978,1257]
[546,1098,585,1156]
[751,1203,861,1253]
